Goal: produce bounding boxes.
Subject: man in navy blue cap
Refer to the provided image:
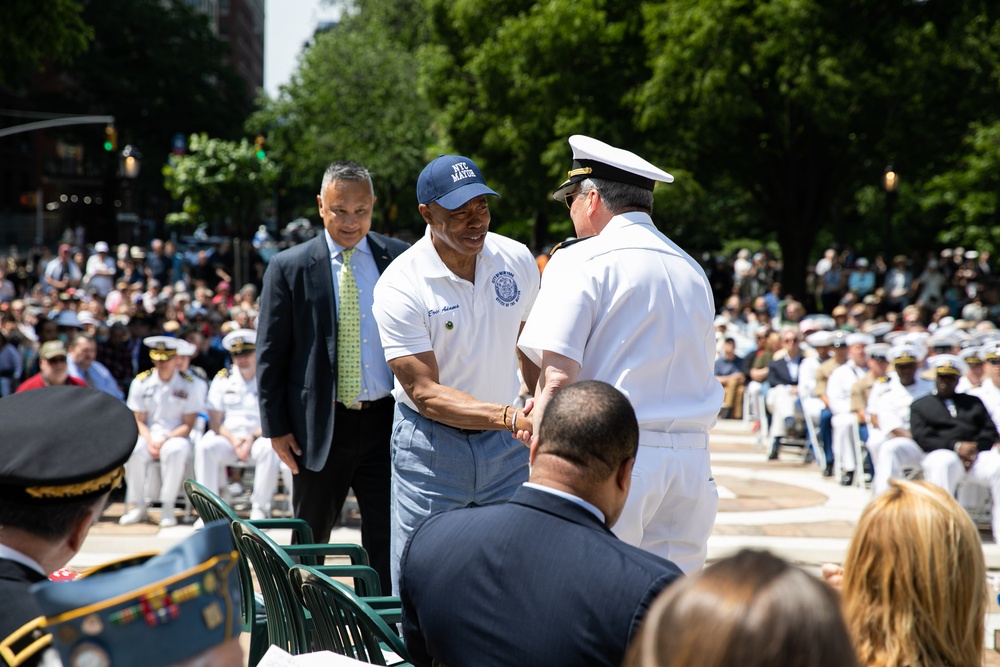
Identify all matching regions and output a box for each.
[373,154,540,593]
[0,387,137,667]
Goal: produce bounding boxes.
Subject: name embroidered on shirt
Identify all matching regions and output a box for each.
[451,162,475,182]
[492,271,520,307]
[428,305,460,318]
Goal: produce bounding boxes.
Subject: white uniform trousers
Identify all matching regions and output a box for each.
[746,381,765,420]
[871,436,924,495]
[765,385,799,439]
[612,435,717,574]
[832,413,859,473]
[802,397,825,431]
[922,448,1000,539]
[124,436,192,510]
[194,433,280,513]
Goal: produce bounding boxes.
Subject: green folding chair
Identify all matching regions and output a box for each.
[183,479,369,664]
[231,517,400,655]
[289,565,411,666]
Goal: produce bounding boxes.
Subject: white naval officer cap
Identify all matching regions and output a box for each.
[981,342,1000,363]
[805,331,833,348]
[551,135,674,202]
[927,332,960,350]
[927,354,967,377]
[865,343,890,361]
[846,332,875,347]
[866,322,894,341]
[143,335,182,361]
[959,346,984,366]
[175,339,198,357]
[886,344,925,365]
[223,328,257,355]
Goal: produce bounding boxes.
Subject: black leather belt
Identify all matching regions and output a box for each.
[432,420,485,436]
[336,396,393,411]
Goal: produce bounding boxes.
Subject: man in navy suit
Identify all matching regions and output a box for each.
[765,326,805,459]
[399,381,683,667]
[257,161,409,588]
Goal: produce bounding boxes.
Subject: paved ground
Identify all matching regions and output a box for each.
[74,418,1000,663]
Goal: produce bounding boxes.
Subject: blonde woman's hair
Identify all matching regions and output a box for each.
[842,479,986,667]
[623,550,858,667]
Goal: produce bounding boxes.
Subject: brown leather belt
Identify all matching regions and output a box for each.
[432,420,485,436]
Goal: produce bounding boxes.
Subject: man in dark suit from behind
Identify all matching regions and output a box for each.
[399,380,683,667]
[256,161,409,588]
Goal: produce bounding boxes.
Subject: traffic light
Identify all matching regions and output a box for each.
[104,124,117,152]
[19,191,37,209]
[254,135,266,160]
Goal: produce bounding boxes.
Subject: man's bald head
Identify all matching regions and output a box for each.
[536,380,638,485]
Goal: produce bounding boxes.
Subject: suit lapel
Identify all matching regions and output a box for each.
[367,233,393,274]
[307,235,338,370]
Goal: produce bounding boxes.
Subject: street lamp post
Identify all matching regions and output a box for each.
[117,145,143,241]
[883,164,898,254]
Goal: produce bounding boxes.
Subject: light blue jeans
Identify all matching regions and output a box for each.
[390,403,529,594]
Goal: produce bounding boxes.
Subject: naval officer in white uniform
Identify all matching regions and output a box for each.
[518,135,723,573]
[194,328,281,520]
[120,336,205,527]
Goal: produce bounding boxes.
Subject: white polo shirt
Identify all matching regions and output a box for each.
[373,230,538,412]
[518,212,722,437]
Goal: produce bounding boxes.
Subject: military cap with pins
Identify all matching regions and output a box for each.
[0,387,136,505]
[981,342,1000,362]
[928,354,968,377]
[960,346,984,366]
[806,331,833,348]
[552,135,674,202]
[30,521,241,667]
[143,335,181,361]
[222,328,256,355]
[886,344,925,365]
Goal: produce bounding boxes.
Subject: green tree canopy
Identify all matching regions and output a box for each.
[250,20,431,234]
[0,0,92,86]
[162,133,279,237]
[637,0,1000,297]
[419,0,653,248]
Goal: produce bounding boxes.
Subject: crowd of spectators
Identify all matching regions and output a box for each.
[707,245,997,349]
[0,236,259,397]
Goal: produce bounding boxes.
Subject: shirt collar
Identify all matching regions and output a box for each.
[412,228,499,279]
[523,482,605,523]
[602,210,654,234]
[0,544,46,576]
[325,229,371,260]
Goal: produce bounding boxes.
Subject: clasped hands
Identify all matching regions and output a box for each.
[513,399,536,448]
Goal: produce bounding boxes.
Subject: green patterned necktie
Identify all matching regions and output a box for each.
[337,248,362,406]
